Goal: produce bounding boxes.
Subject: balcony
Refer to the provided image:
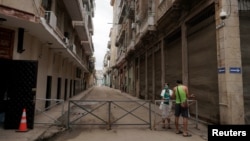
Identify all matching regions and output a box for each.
[44,11,57,30]
[63,0,94,55]
[126,40,135,55]
[157,0,182,31]
[89,56,95,63]
[127,0,135,19]
[104,62,108,67]
[117,1,126,24]
[139,13,156,35]
[104,51,111,61]
[63,0,83,21]
[73,15,93,55]
[107,53,111,60]
[107,55,110,60]
[134,13,156,46]
[73,19,89,41]
[157,0,179,21]
[116,24,126,46]
[116,52,126,67]
[107,41,111,49]
[81,37,93,56]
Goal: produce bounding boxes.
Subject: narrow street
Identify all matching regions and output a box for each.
[46,86,207,141]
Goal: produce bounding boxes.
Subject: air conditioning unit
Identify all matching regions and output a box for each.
[69,44,76,54]
[72,44,76,54]
[63,37,69,45]
[45,11,57,30]
[131,23,136,29]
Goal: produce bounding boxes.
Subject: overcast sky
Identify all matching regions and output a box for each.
[93,0,113,70]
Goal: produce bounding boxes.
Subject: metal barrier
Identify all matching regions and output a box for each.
[153,99,198,130]
[34,98,65,125]
[67,100,152,130]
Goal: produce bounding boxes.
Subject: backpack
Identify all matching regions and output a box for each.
[164,88,170,104]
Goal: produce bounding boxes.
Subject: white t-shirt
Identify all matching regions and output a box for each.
[160,89,173,105]
[160,89,173,97]
[160,89,173,118]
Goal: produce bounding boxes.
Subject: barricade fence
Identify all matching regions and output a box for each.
[33,98,198,131]
[67,100,152,130]
[34,98,65,126]
[153,99,198,130]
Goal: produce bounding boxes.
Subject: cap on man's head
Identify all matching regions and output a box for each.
[176,80,182,84]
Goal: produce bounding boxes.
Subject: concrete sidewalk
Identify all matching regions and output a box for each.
[0,87,94,141]
[0,86,208,141]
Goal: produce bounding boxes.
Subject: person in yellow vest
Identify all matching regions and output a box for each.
[172,80,194,137]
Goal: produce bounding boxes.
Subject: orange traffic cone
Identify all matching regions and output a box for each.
[16,108,28,132]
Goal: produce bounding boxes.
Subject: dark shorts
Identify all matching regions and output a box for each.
[174,104,189,118]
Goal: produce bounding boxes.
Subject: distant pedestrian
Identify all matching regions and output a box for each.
[172,80,194,137]
[160,83,173,129]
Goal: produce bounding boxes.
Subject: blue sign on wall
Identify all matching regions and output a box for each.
[218,67,225,73]
[229,67,241,73]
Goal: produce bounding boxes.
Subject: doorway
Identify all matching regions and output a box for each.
[0,59,38,129]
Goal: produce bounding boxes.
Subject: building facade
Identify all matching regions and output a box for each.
[103,50,111,87]
[96,70,104,86]
[0,0,95,129]
[104,0,119,90]
[107,0,250,124]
